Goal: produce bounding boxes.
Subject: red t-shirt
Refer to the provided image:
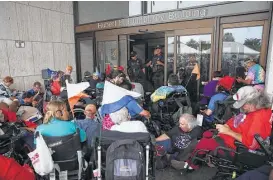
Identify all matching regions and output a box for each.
[50,81,61,96]
[0,155,35,180]
[0,108,17,122]
[219,108,272,150]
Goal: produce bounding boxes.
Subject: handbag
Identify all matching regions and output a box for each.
[28,131,54,176]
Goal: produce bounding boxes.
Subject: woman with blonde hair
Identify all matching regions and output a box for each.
[35,100,86,143]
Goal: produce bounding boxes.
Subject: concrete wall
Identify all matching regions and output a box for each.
[0,1,75,91]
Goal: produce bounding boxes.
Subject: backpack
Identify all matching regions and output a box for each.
[106,139,144,180]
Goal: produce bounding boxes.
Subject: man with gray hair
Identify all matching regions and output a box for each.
[155,114,202,162]
[110,107,148,133]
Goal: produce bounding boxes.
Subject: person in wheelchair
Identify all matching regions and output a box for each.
[200,76,235,127]
[88,71,101,89]
[155,114,202,161]
[110,107,148,133]
[0,102,17,122]
[151,73,186,103]
[75,104,100,147]
[96,72,106,89]
[236,57,265,91]
[200,71,223,105]
[175,86,272,171]
[35,100,86,144]
[20,91,35,107]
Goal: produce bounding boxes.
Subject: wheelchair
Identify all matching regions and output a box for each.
[41,130,92,180]
[187,131,273,180]
[200,95,239,131]
[152,90,190,132]
[90,130,156,180]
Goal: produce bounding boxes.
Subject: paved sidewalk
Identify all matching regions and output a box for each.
[155,167,218,180]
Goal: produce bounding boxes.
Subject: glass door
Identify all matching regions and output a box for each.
[76,37,94,81]
[171,28,213,102]
[165,31,175,85]
[218,20,269,76]
[96,35,118,73]
[118,35,129,73]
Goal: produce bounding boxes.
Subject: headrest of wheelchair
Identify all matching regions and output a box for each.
[41,129,80,147]
[98,130,151,145]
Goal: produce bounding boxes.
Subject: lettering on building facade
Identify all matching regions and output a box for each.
[97,9,208,29]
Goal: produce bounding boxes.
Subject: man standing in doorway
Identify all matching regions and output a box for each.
[127,51,146,86]
[147,45,165,89]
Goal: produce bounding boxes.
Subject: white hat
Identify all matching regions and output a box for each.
[233,86,258,109]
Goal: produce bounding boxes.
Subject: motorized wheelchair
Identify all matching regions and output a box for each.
[90,130,156,180]
[188,130,273,180]
[151,90,191,132]
[41,129,92,180]
[0,122,31,165]
[200,95,239,131]
[188,106,273,180]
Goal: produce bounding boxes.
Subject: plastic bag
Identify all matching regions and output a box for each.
[28,132,54,176]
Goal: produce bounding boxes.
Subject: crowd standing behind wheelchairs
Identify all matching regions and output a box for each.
[0,54,272,180]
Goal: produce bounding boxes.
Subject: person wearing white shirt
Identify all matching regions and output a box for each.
[110,107,148,133]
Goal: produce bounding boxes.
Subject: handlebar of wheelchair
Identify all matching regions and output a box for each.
[214,116,226,125]
[254,134,272,157]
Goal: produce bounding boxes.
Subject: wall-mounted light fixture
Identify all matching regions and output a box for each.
[15,40,25,48]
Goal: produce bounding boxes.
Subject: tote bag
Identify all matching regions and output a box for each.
[28,132,54,176]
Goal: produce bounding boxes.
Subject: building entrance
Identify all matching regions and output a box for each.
[128,32,165,90]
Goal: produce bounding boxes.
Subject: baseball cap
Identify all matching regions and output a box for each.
[155,45,162,49]
[84,71,91,77]
[217,76,235,91]
[233,86,258,109]
[22,92,34,99]
[244,57,256,65]
[130,51,137,57]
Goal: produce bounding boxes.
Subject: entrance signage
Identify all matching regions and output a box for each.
[97,9,208,30]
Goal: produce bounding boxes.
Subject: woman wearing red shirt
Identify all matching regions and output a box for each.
[171,86,272,170]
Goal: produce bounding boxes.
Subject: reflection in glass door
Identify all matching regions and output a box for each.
[166,36,175,77]
[79,38,94,79]
[221,26,263,76]
[97,41,118,73]
[176,34,212,102]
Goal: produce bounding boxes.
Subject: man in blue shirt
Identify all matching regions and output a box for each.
[75,104,100,147]
[201,76,235,123]
[27,81,42,96]
[18,81,43,105]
